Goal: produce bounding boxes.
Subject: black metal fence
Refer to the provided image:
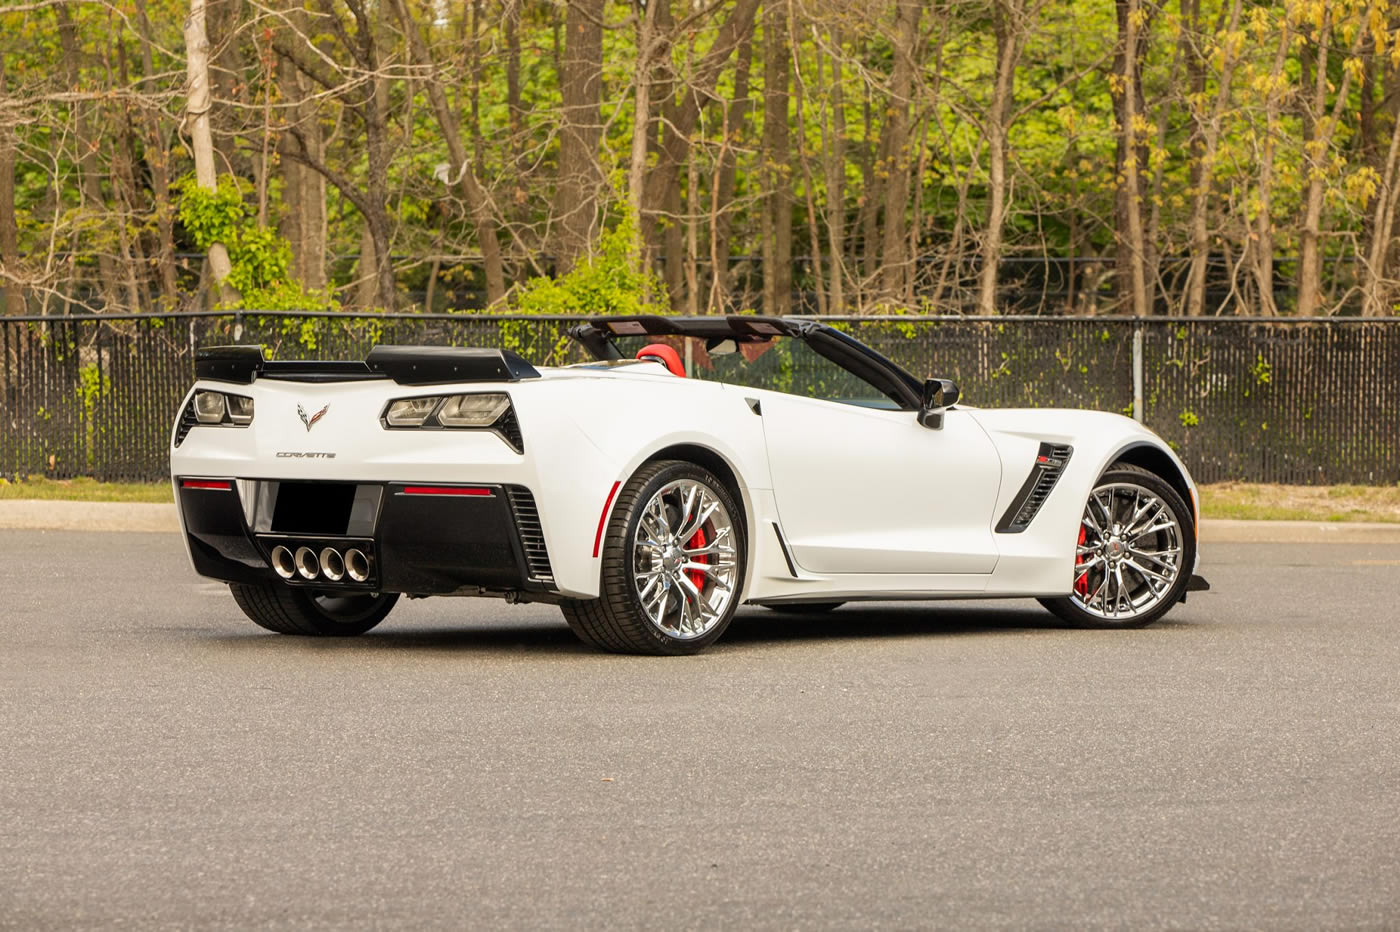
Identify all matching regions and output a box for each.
[3,311,1397,485]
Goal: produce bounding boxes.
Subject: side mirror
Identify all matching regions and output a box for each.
[918,378,960,430]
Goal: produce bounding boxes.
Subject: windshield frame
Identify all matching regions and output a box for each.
[569,315,923,411]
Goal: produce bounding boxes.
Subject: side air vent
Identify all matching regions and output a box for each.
[506,486,554,582]
[173,398,200,447]
[996,443,1073,533]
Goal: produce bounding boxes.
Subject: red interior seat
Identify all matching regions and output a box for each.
[635,343,685,377]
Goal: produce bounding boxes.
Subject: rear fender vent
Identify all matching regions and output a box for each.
[506,486,554,582]
[996,443,1073,533]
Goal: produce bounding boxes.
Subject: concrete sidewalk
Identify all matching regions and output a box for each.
[0,500,181,533]
[2,499,1399,543]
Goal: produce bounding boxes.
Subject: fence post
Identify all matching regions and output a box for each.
[1132,318,1145,424]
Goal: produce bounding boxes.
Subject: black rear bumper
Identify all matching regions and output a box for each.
[177,479,554,596]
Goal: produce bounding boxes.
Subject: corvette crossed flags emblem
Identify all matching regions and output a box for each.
[297,404,330,432]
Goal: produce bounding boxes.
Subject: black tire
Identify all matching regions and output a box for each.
[763,602,845,614]
[1038,463,1196,629]
[229,582,398,636]
[560,460,747,655]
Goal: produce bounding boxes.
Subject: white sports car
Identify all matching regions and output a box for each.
[171,315,1208,654]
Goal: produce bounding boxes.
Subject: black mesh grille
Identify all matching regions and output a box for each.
[493,406,523,453]
[997,443,1073,533]
[506,486,553,581]
[173,398,199,447]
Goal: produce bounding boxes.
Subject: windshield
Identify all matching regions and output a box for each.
[605,334,905,410]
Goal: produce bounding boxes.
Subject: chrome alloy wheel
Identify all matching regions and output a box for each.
[1071,481,1185,621]
[631,479,739,640]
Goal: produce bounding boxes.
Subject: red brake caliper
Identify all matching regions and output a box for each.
[686,527,708,591]
[1073,523,1090,597]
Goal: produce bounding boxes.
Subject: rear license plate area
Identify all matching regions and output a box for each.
[271,482,357,535]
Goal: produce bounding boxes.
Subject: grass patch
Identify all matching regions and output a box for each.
[0,476,173,504]
[1200,482,1400,524]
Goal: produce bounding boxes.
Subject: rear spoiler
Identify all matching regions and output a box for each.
[195,345,541,386]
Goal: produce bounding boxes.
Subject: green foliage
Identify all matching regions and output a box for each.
[11,0,1398,315]
[225,226,291,294]
[1251,354,1273,385]
[176,176,246,251]
[1179,410,1200,427]
[78,364,110,468]
[177,175,336,311]
[512,215,668,317]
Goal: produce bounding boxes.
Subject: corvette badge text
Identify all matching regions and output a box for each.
[276,451,337,458]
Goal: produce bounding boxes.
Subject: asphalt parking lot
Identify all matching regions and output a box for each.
[3,531,1399,929]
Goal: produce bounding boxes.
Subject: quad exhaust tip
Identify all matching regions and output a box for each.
[270,543,366,583]
[345,548,370,582]
[319,547,345,582]
[271,545,296,579]
[294,546,319,580]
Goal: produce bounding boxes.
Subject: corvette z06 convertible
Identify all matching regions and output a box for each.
[171,315,1209,654]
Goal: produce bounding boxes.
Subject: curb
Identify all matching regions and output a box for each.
[1199,518,1400,544]
[2,500,1399,544]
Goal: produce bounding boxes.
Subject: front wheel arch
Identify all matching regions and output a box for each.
[1108,442,1196,529]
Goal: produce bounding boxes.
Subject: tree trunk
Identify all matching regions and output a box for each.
[761,2,793,315]
[1251,19,1290,316]
[686,151,700,315]
[1362,86,1400,315]
[638,0,762,249]
[278,7,327,290]
[788,5,826,316]
[650,1,689,309]
[707,32,754,312]
[858,90,884,305]
[276,25,327,292]
[356,220,379,309]
[205,0,244,178]
[388,0,505,305]
[975,2,1021,317]
[132,0,179,304]
[504,0,526,230]
[822,34,847,314]
[182,0,237,304]
[1297,5,1369,316]
[1183,0,1242,316]
[0,56,21,314]
[1113,0,1149,316]
[627,0,661,273]
[880,0,920,303]
[57,3,124,310]
[111,42,152,314]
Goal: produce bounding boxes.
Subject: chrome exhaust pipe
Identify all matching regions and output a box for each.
[319,547,345,582]
[271,545,296,579]
[294,546,320,580]
[344,548,370,583]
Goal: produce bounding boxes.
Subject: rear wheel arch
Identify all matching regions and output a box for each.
[563,458,748,653]
[639,443,751,546]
